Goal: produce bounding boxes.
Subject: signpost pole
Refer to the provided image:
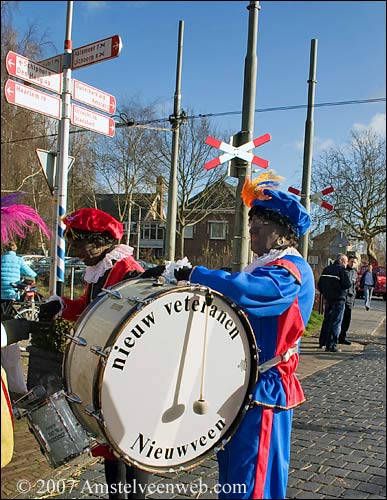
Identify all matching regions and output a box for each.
[55,0,73,295]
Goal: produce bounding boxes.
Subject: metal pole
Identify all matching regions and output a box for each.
[299,39,318,259]
[232,1,260,272]
[165,20,184,261]
[48,152,59,296]
[136,207,142,261]
[55,0,73,295]
[126,191,132,246]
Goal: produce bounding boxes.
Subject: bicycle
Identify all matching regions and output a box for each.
[1,279,44,321]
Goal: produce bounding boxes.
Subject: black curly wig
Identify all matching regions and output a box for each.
[248,205,299,243]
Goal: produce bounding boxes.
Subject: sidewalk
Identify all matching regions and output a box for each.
[2,302,385,499]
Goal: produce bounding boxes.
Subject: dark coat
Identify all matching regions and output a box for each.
[318,262,351,304]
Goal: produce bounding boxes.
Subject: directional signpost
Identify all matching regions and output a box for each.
[71,103,115,137]
[72,34,122,70]
[4,79,61,119]
[72,79,116,114]
[4,27,121,296]
[38,54,63,74]
[6,51,62,94]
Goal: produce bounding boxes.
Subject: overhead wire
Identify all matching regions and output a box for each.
[1,97,385,145]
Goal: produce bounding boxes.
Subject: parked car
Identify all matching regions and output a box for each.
[356,264,386,301]
[20,254,47,267]
[34,257,86,285]
[138,260,157,270]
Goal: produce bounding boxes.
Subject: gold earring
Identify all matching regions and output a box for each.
[277,236,286,247]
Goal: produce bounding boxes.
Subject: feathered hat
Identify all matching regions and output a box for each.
[241,170,311,236]
[1,193,50,243]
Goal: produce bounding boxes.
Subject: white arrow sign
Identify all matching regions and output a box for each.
[36,149,74,194]
[4,79,61,119]
[72,79,116,114]
[6,51,62,94]
[71,104,115,137]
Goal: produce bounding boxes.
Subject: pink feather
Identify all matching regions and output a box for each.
[1,204,50,243]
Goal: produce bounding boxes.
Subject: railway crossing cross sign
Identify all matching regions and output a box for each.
[204,133,271,171]
[288,185,335,211]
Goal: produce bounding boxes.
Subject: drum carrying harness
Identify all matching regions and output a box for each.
[257,339,300,374]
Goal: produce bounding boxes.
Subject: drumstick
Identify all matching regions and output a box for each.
[193,290,213,415]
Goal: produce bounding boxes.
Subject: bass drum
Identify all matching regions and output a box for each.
[63,279,257,473]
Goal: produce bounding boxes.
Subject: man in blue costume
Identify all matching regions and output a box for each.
[183,172,315,499]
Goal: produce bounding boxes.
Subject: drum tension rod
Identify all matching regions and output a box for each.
[127,296,155,306]
[84,405,103,422]
[65,393,82,404]
[65,333,87,346]
[101,288,123,299]
[90,345,109,358]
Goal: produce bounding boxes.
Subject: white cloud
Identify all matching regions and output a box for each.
[352,113,386,137]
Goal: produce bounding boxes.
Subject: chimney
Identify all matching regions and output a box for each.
[324,224,331,232]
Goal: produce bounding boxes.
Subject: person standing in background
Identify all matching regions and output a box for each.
[318,254,351,352]
[1,243,38,397]
[360,263,377,311]
[338,255,358,345]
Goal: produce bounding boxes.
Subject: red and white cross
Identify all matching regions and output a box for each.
[288,185,335,211]
[204,133,271,171]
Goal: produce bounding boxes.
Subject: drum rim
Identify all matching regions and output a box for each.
[92,284,258,473]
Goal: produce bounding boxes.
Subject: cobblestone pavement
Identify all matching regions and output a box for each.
[2,302,385,499]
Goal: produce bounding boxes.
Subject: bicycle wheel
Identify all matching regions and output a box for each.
[14,306,40,321]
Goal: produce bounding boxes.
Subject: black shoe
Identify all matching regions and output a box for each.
[366,306,370,311]
[338,339,352,345]
[326,347,342,353]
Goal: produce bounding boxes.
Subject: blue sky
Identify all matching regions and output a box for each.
[9,1,386,187]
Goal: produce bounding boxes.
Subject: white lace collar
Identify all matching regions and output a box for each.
[243,247,302,274]
[84,244,134,284]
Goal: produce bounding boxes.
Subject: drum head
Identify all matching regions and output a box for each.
[94,285,257,472]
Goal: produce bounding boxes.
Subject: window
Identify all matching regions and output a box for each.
[184,226,194,239]
[209,221,228,240]
[308,255,319,265]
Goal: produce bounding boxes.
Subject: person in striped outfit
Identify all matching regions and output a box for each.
[188,172,315,499]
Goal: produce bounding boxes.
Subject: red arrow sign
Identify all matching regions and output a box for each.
[72,35,122,70]
[71,104,115,137]
[6,50,62,94]
[72,79,116,115]
[4,79,61,119]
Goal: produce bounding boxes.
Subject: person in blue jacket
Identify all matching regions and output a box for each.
[1,241,37,303]
[187,172,315,499]
[1,241,38,396]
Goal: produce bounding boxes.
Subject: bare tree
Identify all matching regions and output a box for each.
[89,102,165,235]
[1,3,56,252]
[155,113,230,258]
[312,128,386,262]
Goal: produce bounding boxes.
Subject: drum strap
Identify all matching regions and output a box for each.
[258,340,300,374]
